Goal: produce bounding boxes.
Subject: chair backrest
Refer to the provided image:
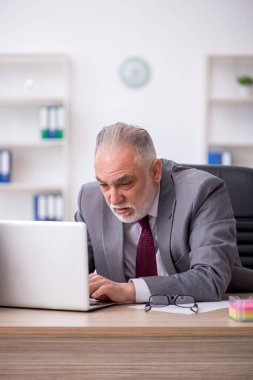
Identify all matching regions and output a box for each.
[184,164,253,270]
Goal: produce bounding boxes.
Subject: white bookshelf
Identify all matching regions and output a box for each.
[205,54,253,167]
[0,54,70,220]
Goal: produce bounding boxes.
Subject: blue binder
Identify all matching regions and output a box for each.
[0,149,11,182]
[208,151,222,164]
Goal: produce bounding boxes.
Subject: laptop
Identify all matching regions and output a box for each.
[0,220,114,311]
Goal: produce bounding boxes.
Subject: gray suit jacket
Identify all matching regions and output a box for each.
[75,159,253,301]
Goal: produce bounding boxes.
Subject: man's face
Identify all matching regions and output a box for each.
[94,145,162,223]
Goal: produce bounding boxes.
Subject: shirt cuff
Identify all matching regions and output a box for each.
[129,278,151,303]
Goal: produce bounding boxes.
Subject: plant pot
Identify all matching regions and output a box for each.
[237,85,253,98]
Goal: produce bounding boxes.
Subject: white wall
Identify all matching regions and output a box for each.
[1,0,253,218]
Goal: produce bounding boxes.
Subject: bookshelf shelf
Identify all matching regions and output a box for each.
[208,143,253,149]
[0,183,65,192]
[0,141,67,148]
[205,54,253,167]
[209,98,253,104]
[0,54,70,221]
[0,98,66,106]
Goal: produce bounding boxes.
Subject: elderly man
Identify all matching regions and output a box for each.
[75,122,253,304]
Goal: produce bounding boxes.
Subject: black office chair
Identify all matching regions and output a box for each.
[183,164,253,270]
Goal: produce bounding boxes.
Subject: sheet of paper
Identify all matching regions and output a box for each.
[129,301,229,314]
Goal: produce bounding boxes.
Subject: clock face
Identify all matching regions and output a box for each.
[119,57,151,88]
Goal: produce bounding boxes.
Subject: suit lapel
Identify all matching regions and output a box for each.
[101,201,126,282]
[157,162,177,275]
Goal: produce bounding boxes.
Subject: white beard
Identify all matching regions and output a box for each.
[108,180,157,223]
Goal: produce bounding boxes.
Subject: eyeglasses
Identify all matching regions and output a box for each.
[145,294,199,313]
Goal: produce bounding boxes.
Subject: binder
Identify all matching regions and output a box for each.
[0,150,11,182]
[221,151,232,165]
[55,194,64,221]
[47,194,55,220]
[208,150,232,165]
[34,193,64,221]
[56,106,65,139]
[48,106,58,138]
[208,151,222,164]
[34,194,47,221]
[39,106,49,139]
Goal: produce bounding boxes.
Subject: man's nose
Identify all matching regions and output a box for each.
[109,187,123,205]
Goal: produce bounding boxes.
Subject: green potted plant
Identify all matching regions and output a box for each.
[236,75,253,97]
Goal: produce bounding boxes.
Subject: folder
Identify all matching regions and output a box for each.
[221,151,232,165]
[47,194,55,220]
[48,106,58,138]
[56,106,65,139]
[208,151,222,164]
[208,150,232,165]
[0,150,11,182]
[34,194,47,221]
[34,193,64,221]
[39,106,49,139]
[55,194,64,221]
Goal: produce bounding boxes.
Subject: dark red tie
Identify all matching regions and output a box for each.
[135,215,158,277]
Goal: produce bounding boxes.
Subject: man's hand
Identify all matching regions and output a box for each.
[89,273,136,303]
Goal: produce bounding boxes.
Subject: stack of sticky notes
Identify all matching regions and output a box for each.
[229,295,253,322]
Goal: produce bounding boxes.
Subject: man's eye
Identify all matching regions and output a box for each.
[121,183,131,187]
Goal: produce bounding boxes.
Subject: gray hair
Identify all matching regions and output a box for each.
[95,122,156,161]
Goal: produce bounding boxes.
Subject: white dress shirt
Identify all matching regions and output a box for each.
[123,186,169,303]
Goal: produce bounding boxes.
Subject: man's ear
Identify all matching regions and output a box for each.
[151,159,162,183]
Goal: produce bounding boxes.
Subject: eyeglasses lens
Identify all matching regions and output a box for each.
[175,295,195,308]
[150,295,169,306]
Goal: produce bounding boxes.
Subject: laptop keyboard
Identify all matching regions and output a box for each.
[89,298,101,306]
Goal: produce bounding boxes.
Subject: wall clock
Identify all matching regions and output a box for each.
[119,57,151,88]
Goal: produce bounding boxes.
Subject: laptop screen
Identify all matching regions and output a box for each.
[0,220,91,311]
